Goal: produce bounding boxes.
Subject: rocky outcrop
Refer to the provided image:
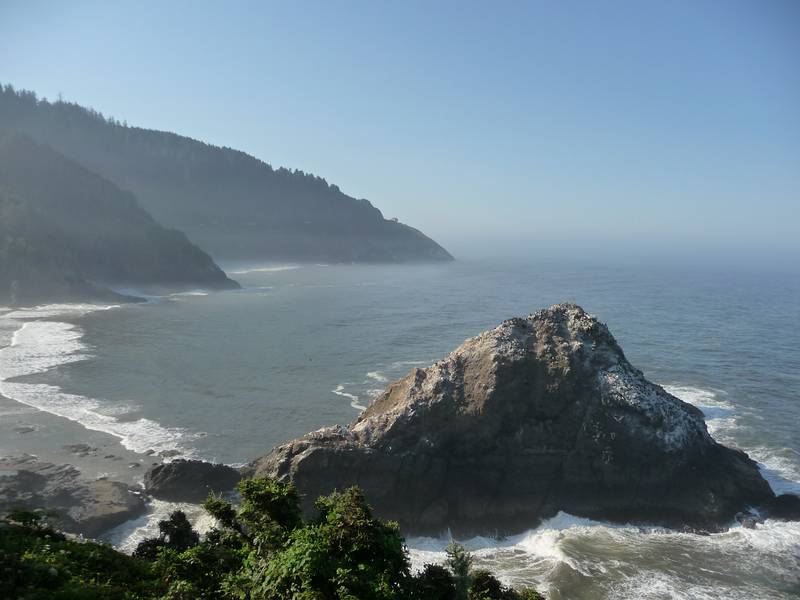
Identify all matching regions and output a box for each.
[144,460,242,502]
[249,303,776,535]
[760,494,800,521]
[0,455,146,537]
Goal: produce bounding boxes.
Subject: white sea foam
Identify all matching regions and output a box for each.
[0,306,194,457]
[663,384,738,442]
[750,447,800,496]
[663,385,735,416]
[390,359,428,369]
[406,384,800,598]
[4,303,121,320]
[1,321,88,380]
[229,265,301,275]
[332,384,368,411]
[409,512,800,599]
[104,498,218,553]
[407,511,605,576]
[366,371,389,383]
[664,384,800,496]
[168,290,209,297]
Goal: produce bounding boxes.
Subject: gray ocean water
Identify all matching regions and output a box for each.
[1,258,799,599]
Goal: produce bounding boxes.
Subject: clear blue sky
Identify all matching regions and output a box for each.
[1,0,798,262]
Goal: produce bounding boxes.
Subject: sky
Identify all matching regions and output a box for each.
[1,0,798,262]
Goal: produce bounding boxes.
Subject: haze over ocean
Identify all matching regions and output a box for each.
[1,1,798,262]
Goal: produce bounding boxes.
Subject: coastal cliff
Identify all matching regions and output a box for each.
[0,131,238,305]
[0,86,453,264]
[248,303,775,534]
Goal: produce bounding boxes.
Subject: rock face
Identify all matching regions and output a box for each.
[760,494,800,521]
[249,303,776,535]
[0,455,146,537]
[144,460,242,503]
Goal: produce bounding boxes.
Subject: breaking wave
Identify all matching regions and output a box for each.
[0,305,195,457]
[406,384,800,599]
[228,265,301,275]
[332,384,368,411]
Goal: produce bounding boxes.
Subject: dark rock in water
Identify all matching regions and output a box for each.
[740,516,759,529]
[144,460,242,502]
[735,511,764,529]
[63,443,98,457]
[759,494,800,521]
[0,455,145,537]
[248,303,775,535]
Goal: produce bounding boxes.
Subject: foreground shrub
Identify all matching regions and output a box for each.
[413,563,457,599]
[0,519,163,599]
[133,510,200,559]
[2,478,547,599]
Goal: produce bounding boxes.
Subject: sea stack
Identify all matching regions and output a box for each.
[248,303,776,535]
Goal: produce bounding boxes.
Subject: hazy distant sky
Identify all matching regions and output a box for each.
[1,1,798,261]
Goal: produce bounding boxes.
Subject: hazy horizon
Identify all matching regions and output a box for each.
[1,0,798,262]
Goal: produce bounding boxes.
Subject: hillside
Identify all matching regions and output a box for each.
[0,85,453,263]
[0,131,238,305]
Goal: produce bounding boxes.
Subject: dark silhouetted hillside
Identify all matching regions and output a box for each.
[0,131,238,305]
[0,85,453,263]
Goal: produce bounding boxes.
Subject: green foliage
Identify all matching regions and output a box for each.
[413,563,456,600]
[258,487,410,599]
[0,520,164,599]
[446,541,474,600]
[515,589,546,600]
[0,479,546,599]
[157,510,200,552]
[132,537,164,561]
[442,544,545,600]
[468,569,511,600]
[202,495,239,531]
[5,508,57,530]
[133,510,200,559]
[236,477,303,545]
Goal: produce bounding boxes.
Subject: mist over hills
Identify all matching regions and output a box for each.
[0,85,453,263]
[0,131,238,305]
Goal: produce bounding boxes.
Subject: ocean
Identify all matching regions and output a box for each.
[1,258,798,599]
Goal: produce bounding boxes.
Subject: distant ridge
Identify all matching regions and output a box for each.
[0,84,453,263]
[0,131,238,305]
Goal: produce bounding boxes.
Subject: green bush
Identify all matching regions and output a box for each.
[413,563,456,600]
[0,520,163,599]
[2,478,547,599]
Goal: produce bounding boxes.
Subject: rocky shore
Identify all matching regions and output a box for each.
[0,454,146,537]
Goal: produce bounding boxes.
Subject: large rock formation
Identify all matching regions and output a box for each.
[144,459,242,503]
[249,303,776,535]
